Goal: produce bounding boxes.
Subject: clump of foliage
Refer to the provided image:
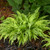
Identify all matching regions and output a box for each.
[0,7,50,47]
[7,0,50,14]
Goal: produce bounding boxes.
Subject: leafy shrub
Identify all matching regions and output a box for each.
[7,0,50,14]
[0,7,50,47]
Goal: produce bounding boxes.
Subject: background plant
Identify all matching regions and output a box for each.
[7,0,50,15]
[0,7,50,47]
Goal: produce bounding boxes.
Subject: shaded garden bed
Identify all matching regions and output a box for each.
[0,0,50,50]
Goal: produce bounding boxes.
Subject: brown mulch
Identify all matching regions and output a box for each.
[0,0,14,18]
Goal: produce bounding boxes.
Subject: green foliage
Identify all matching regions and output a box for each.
[0,8,50,47]
[42,32,50,47]
[0,16,5,21]
[7,0,50,14]
[42,37,50,47]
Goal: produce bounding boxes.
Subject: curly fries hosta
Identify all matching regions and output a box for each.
[0,7,50,47]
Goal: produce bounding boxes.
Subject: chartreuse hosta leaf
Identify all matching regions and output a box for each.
[0,7,50,47]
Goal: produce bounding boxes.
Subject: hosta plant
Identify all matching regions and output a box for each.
[0,7,50,47]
